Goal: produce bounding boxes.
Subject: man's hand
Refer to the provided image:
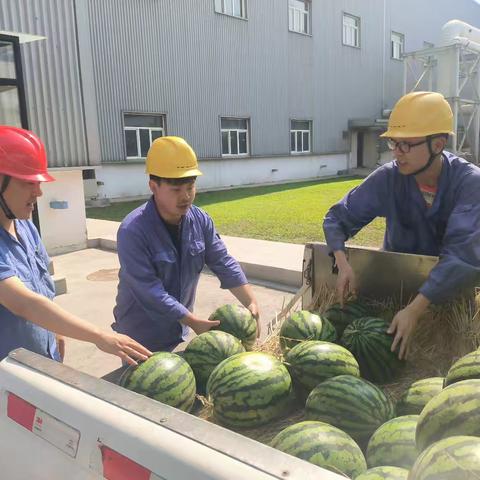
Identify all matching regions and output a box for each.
[247,302,261,338]
[56,335,66,362]
[95,333,152,366]
[333,250,356,306]
[387,308,420,360]
[387,293,430,360]
[336,263,356,306]
[183,316,220,336]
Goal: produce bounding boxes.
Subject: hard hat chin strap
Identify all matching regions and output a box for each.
[0,176,17,220]
[408,135,438,177]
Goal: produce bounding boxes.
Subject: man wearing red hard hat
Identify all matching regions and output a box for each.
[0,126,152,364]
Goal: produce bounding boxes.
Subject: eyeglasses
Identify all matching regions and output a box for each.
[386,139,428,154]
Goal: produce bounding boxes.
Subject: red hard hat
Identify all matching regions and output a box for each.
[0,126,55,182]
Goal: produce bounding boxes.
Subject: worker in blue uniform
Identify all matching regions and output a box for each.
[0,126,151,364]
[112,136,260,353]
[323,91,480,359]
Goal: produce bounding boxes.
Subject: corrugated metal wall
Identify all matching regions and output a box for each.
[2,0,479,166]
[86,0,480,164]
[0,0,89,167]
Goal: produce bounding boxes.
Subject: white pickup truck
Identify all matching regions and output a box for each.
[0,243,449,479]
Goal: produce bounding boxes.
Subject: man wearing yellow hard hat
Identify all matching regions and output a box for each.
[112,136,260,352]
[323,91,480,359]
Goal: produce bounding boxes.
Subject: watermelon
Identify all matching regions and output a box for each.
[341,317,403,384]
[305,374,396,445]
[416,379,480,451]
[279,310,337,353]
[444,350,480,386]
[210,304,257,350]
[396,377,444,416]
[322,299,370,336]
[284,340,360,394]
[183,331,245,393]
[206,352,292,428]
[366,415,420,469]
[356,466,409,480]
[120,352,196,412]
[409,435,480,479]
[270,421,367,478]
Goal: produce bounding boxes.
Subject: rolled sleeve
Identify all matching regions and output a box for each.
[117,227,190,322]
[203,216,247,289]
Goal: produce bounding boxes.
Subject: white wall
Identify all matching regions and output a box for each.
[36,169,87,255]
[95,154,348,200]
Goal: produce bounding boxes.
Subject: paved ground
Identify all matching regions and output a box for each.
[53,248,294,378]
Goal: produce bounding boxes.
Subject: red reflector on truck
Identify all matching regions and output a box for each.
[7,392,36,430]
[101,446,152,480]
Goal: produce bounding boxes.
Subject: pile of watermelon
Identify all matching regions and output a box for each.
[117,300,480,479]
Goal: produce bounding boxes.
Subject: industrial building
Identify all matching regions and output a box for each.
[1,0,479,252]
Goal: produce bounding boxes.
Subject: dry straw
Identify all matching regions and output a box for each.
[197,286,480,443]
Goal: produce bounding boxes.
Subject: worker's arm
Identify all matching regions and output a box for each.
[117,226,219,335]
[230,284,260,337]
[0,276,151,365]
[389,174,480,360]
[323,167,388,303]
[202,214,248,290]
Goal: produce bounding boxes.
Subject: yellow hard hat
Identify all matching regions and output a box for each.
[146,136,203,178]
[381,91,454,138]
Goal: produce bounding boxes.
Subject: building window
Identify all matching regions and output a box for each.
[221,118,249,156]
[124,114,165,159]
[391,32,404,60]
[343,13,360,47]
[214,0,247,19]
[289,0,311,35]
[290,120,311,154]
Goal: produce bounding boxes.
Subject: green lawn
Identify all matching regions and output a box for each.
[87,178,385,247]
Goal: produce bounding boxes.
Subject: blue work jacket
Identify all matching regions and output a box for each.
[0,220,59,360]
[112,198,247,351]
[323,152,480,303]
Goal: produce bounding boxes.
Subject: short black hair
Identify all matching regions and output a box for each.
[149,175,197,186]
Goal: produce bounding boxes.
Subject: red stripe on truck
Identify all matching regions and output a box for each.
[7,393,36,431]
[101,445,151,480]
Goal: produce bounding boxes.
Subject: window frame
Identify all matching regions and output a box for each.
[391,31,405,60]
[290,120,312,155]
[215,0,247,20]
[123,113,166,160]
[220,117,250,157]
[342,12,361,48]
[288,0,311,36]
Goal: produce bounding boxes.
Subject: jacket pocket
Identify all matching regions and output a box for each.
[188,240,205,274]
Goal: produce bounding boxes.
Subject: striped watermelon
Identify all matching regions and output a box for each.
[409,435,480,479]
[305,374,396,445]
[416,379,480,451]
[396,377,444,416]
[444,350,480,386]
[279,310,337,354]
[284,340,360,394]
[356,466,409,480]
[206,352,292,428]
[270,421,367,478]
[183,331,245,393]
[120,352,196,412]
[366,415,420,469]
[210,304,257,350]
[323,300,370,336]
[341,317,403,384]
